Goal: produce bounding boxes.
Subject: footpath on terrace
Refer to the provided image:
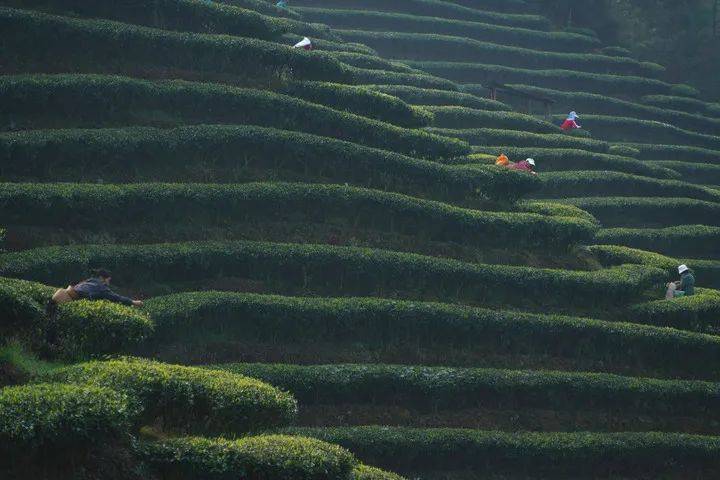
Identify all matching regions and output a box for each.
[1,0,720,479]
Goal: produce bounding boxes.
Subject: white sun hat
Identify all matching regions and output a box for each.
[526,158,535,166]
[678,264,689,274]
[568,111,579,120]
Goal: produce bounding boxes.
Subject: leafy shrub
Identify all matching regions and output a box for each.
[600,46,633,57]
[2,0,288,40]
[41,358,297,435]
[431,128,609,152]
[214,0,300,19]
[290,0,550,28]
[347,65,459,90]
[327,51,419,73]
[0,7,350,84]
[0,383,133,454]
[596,225,720,257]
[142,290,720,379]
[670,84,701,98]
[0,241,664,310]
[424,106,559,133]
[138,435,357,480]
[0,182,601,251]
[628,290,720,333]
[608,145,640,157]
[0,126,490,201]
[290,427,720,477]
[537,171,720,203]
[338,30,660,76]
[297,7,597,52]
[650,161,720,186]
[368,85,510,110]
[51,300,154,360]
[214,363,720,416]
[353,464,406,480]
[625,143,720,163]
[0,282,45,330]
[641,95,720,118]
[0,75,462,159]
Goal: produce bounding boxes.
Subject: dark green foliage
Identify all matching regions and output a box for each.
[557,197,720,228]
[347,66,459,91]
[600,46,633,57]
[0,0,288,40]
[432,128,609,152]
[296,7,598,52]
[0,126,492,201]
[52,300,154,360]
[138,435,357,480]
[0,7,350,83]
[0,75,460,158]
[215,0,300,19]
[537,171,720,203]
[214,363,720,417]
[41,358,297,435]
[651,161,720,186]
[0,383,134,454]
[641,95,720,118]
[290,427,720,477]
[368,85,510,110]
[291,0,551,29]
[338,30,661,76]
[0,241,665,310]
[628,290,720,333]
[596,225,720,257]
[352,464,405,480]
[424,106,559,133]
[625,143,720,164]
[0,279,46,330]
[326,51,419,73]
[141,291,720,379]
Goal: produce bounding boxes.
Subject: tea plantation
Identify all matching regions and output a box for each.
[1,0,720,479]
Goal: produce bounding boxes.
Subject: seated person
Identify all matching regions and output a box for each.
[560,111,581,131]
[508,158,537,175]
[665,264,695,299]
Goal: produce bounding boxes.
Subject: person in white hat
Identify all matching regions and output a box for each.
[508,158,537,175]
[293,37,313,50]
[665,264,696,299]
[560,111,581,131]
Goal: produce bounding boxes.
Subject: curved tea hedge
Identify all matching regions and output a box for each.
[213,363,720,417]
[641,95,720,118]
[0,383,133,454]
[432,128,609,152]
[353,464,406,480]
[0,279,46,330]
[290,427,720,477]
[142,291,720,379]
[0,126,494,201]
[596,225,720,257]
[0,182,601,251]
[296,8,599,52]
[628,290,720,333]
[624,143,720,164]
[0,75,461,158]
[367,85,510,110]
[555,197,720,228]
[651,161,720,186]
[338,30,660,76]
[52,300,154,360]
[537,172,720,203]
[192,0,301,19]
[41,358,297,435]
[0,8,351,84]
[290,0,551,29]
[138,435,358,480]
[0,241,665,310]
[327,51,419,73]
[424,106,559,133]
[347,66,459,91]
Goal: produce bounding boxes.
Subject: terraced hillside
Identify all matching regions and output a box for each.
[2,0,720,479]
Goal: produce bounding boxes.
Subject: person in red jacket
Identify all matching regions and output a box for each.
[509,158,537,175]
[560,111,581,131]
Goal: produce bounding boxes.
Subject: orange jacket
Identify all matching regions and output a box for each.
[495,154,510,166]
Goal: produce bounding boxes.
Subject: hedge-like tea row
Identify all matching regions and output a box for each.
[404,63,675,97]
[0,182,599,252]
[0,7,350,83]
[212,363,720,416]
[537,171,720,203]
[327,51,419,74]
[517,201,599,224]
[596,225,720,257]
[555,114,720,151]
[431,128,609,152]
[446,0,531,13]
[347,65,459,91]
[138,435,357,480]
[274,81,432,128]
[507,85,720,136]
[0,75,460,158]
[367,85,510,110]
[0,126,495,202]
[555,197,720,228]
[467,147,676,179]
[296,8,598,52]
[215,0,300,19]
[2,0,289,40]
[337,30,661,77]
[0,277,51,330]
[141,290,720,379]
[277,33,376,55]
[0,241,666,309]
[623,143,720,164]
[290,0,551,29]
[289,427,720,476]
[628,290,720,333]
[642,95,720,118]
[423,106,558,133]
[41,358,297,435]
[0,383,133,454]
[52,301,154,360]
[353,465,405,480]
[651,161,720,186]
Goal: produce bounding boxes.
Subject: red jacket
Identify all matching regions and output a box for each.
[560,119,581,130]
[509,160,534,173]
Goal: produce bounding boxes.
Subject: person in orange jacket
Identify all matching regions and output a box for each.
[495,153,510,166]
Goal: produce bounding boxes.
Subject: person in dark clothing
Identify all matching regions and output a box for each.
[50,269,143,308]
[665,264,696,299]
